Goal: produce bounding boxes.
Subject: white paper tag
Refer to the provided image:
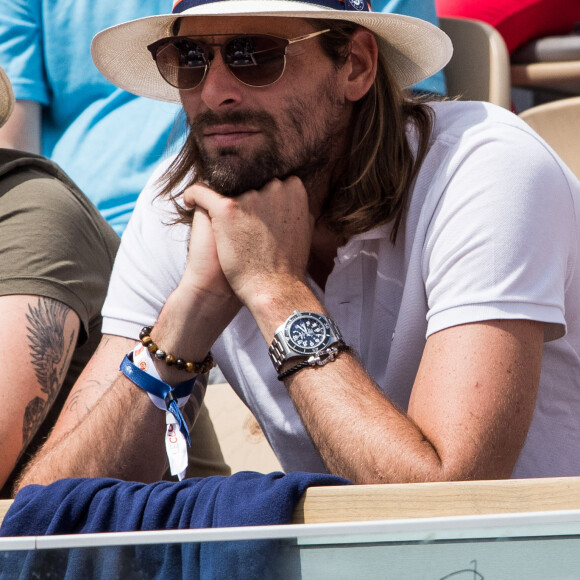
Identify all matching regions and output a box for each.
[165,411,188,480]
[133,344,191,478]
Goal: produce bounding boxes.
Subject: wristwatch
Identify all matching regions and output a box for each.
[268,310,345,373]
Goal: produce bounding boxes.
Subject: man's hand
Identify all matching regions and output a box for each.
[137,203,241,386]
[184,177,315,310]
[181,199,238,305]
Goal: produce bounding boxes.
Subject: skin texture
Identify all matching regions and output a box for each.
[0,295,79,490]
[0,100,41,153]
[17,16,545,490]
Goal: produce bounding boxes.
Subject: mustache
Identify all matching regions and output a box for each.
[189,110,278,133]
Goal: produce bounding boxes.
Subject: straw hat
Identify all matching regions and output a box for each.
[0,66,14,127]
[91,0,453,104]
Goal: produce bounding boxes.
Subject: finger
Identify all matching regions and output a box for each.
[183,182,220,209]
[189,204,213,241]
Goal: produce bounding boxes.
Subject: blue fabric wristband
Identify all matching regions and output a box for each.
[120,352,195,446]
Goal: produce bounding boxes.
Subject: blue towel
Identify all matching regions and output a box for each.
[0,471,350,579]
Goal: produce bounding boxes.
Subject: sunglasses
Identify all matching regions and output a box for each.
[147,29,330,90]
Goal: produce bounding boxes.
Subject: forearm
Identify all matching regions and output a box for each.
[0,296,79,491]
[16,373,169,491]
[254,283,445,483]
[16,282,238,492]
[248,286,539,485]
[146,282,240,385]
[282,353,445,484]
[245,281,439,484]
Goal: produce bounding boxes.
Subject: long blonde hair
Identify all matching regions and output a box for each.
[157,19,435,245]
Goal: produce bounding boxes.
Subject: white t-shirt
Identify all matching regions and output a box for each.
[103,101,580,478]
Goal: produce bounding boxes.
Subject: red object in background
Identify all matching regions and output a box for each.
[435,0,580,53]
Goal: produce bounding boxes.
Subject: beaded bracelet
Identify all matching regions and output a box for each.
[277,343,350,381]
[139,325,215,374]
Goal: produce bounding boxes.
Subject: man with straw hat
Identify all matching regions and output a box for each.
[18,0,580,489]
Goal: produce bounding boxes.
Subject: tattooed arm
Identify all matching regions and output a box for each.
[0,295,79,490]
[16,332,172,487]
[17,331,230,488]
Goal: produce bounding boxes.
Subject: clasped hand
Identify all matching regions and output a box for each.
[183,176,315,311]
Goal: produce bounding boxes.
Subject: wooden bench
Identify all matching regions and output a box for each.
[2,476,580,529]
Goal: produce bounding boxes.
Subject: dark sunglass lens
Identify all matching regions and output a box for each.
[224,36,286,87]
[155,39,207,89]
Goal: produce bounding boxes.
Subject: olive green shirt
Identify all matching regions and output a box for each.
[0,150,120,496]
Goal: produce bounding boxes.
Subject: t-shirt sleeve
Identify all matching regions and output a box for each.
[101,158,190,340]
[423,122,577,341]
[0,170,117,342]
[0,0,49,103]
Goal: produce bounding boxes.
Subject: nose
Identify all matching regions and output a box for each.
[199,49,244,110]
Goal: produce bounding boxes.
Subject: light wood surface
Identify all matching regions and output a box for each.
[204,382,282,474]
[511,60,580,86]
[0,500,11,525]
[292,476,580,524]
[440,17,511,109]
[519,95,580,179]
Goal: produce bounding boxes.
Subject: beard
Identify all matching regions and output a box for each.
[185,76,347,199]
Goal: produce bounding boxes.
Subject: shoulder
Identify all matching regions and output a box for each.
[428,100,540,145]
[412,104,580,339]
[0,150,118,254]
[0,152,118,255]
[0,151,119,325]
[426,100,577,173]
[418,101,580,209]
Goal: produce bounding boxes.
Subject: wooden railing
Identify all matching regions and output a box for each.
[2,476,580,529]
[292,476,580,523]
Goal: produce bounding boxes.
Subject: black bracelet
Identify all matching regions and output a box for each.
[277,344,349,381]
[277,360,313,381]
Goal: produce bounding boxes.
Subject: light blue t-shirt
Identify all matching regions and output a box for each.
[0,0,182,235]
[373,0,447,95]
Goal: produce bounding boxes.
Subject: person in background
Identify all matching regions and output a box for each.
[0,0,182,236]
[16,0,580,490]
[375,0,447,95]
[0,65,226,498]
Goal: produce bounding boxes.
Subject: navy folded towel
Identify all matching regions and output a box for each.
[0,471,350,579]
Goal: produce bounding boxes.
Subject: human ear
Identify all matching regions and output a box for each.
[344,28,378,102]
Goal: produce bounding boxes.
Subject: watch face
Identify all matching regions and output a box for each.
[285,313,330,355]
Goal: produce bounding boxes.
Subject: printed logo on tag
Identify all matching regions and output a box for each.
[134,344,150,371]
[167,423,178,448]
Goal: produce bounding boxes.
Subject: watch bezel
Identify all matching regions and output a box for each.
[282,311,334,356]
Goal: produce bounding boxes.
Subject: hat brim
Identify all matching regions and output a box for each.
[91,0,452,104]
[0,66,14,127]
